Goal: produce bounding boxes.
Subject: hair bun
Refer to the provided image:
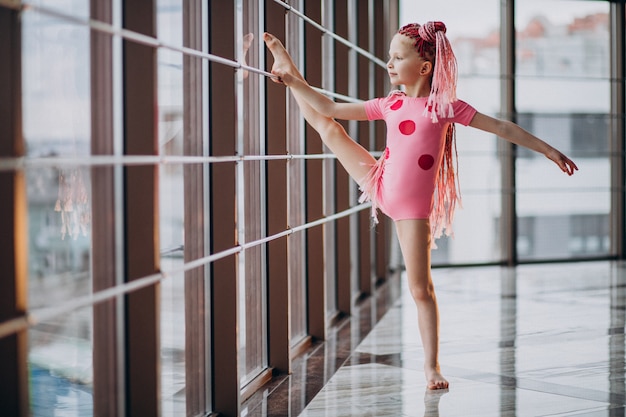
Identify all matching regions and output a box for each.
[418,21,446,43]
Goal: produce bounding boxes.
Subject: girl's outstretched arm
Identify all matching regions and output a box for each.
[264,33,368,121]
[469,112,579,176]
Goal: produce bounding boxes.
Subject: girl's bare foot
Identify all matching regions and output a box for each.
[242,33,254,79]
[243,33,254,52]
[263,32,305,86]
[425,365,449,390]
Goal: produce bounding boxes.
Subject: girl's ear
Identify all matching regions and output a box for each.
[420,61,433,76]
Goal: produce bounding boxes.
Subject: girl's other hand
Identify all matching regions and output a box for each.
[546,148,578,176]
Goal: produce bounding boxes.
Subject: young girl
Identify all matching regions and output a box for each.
[263,21,578,390]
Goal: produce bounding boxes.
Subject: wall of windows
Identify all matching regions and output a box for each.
[1,0,625,416]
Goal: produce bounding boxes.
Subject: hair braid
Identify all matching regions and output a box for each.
[431,124,461,241]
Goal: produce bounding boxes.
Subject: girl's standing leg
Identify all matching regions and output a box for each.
[395,219,449,390]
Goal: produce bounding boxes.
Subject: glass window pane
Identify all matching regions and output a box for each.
[160,267,186,415]
[23,5,94,413]
[28,0,89,18]
[286,0,308,348]
[23,11,90,158]
[515,0,610,261]
[157,1,187,412]
[400,0,502,264]
[30,305,94,415]
[239,0,268,385]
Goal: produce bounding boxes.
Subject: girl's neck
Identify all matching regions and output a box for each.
[403,82,431,98]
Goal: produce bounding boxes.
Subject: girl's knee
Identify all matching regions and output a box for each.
[308,115,341,138]
[320,119,345,138]
[409,280,436,304]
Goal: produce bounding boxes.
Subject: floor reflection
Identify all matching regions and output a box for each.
[610,262,626,417]
[243,261,626,416]
[500,267,517,416]
[424,389,447,417]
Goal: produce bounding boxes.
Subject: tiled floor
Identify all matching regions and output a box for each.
[242,261,626,416]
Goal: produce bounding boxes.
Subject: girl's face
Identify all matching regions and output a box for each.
[387,34,431,86]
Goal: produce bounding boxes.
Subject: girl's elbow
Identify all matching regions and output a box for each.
[498,120,516,138]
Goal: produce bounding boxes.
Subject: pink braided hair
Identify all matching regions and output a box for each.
[399,22,461,240]
[398,21,458,122]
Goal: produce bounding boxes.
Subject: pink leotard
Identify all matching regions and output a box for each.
[361,91,477,221]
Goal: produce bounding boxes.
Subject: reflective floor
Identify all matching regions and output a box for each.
[242,261,626,416]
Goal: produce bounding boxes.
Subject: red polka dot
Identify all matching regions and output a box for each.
[390,100,403,110]
[418,154,435,170]
[398,120,416,135]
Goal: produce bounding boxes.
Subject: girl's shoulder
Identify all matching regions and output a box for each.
[451,98,476,111]
[366,91,404,108]
[449,99,478,125]
[364,92,407,121]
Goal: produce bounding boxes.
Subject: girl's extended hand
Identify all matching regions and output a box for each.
[546,148,578,176]
[269,67,296,86]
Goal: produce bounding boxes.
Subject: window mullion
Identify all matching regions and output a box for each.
[500,0,518,266]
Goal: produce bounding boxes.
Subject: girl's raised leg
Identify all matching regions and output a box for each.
[264,33,375,182]
[395,219,449,390]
